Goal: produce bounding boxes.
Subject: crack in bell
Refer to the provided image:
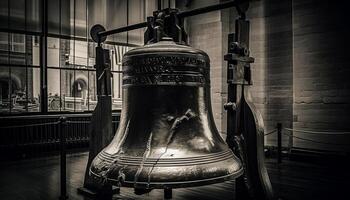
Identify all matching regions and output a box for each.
[147,109,197,186]
[134,132,153,188]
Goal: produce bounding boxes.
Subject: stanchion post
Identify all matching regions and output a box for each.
[277,122,282,164]
[164,188,172,199]
[59,116,68,200]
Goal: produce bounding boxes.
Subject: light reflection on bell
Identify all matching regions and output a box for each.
[89,37,243,189]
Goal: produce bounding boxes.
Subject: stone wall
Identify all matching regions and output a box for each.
[249,0,350,151]
[292,0,350,152]
[248,0,293,147]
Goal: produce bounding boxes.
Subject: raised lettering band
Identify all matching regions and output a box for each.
[122,54,209,87]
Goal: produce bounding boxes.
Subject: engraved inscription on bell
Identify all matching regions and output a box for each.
[123,55,208,87]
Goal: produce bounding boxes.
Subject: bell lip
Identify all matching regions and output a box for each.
[98,149,238,166]
[89,166,243,189]
[124,40,210,61]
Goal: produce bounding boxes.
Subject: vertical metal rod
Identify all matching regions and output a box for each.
[59,0,62,111]
[158,0,162,10]
[25,0,29,112]
[127,0,129,44]
[226,33,237,151]
[164,188,172,199]
[73,0,76,112]
[59,116,68,200]
[40,0,48,112]
[277,122,282,164]
[85,0,89,111]
[7,0,11,113]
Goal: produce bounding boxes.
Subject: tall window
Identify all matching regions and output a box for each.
[0,0,150,114]
[0,0,41,113]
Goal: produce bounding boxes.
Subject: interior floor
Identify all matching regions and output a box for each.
[0,152,348,200]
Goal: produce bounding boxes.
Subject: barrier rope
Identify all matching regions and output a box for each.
[282,132,349,146]
[0,121,60,129]
[263,127,349,147]
[264,129,277,136]
[1,121,348,147]
[0,120,119,129]
[66,120,119,124]
[66,121,90,124]
[284,128,350,135]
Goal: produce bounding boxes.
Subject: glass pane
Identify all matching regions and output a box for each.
[145,0,157,17]
[128,0,145,45]
[48,0,60,34]
[31,35,40,66]
[67,39,88,68]
[71,40,88,67]
[112,72,122,110]
[88,70,97,111]
[9,0,25,31]
[110,44,128,110]
[75,0,87,37]
[61,0,71,36]
[88,0,107,29]
[110,45,128,71]
[10,33,26,65]
[25,35,38,66]
[47,37,60,67]
[0,66,41,113]
[0,66,10,113]
[60,39,72,68]
[105,0,127,43]
[28,67,40,112]
[0,32,9,64]
[26,0,42,32]
[0,0,43,33]
[48,68,61,111]
[87,42,95,67]
[72,70,89,112]
[60,69,74,112]
[0,0,8,29]
[8,67,27,113]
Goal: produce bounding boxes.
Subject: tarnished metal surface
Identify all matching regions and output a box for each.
[89,38,243,189]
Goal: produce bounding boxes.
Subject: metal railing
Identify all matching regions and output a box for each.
[0,115,120,200]
[0,113,120,160]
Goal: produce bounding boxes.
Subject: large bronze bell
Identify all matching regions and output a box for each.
[89,37,243,189]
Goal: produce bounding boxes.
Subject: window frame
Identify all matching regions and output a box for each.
[0,0,145,116]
